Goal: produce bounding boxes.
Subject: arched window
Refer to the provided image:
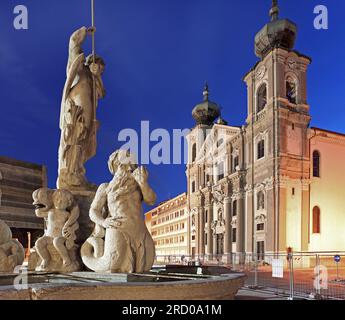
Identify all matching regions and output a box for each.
[313,151,320,178]
[257,140,265,159]
[312,206,321,234]
[257,84,267,113]
[257,191,265,210]
[232,200,237,217]
[286,77,297,104]
[191,143,197,162]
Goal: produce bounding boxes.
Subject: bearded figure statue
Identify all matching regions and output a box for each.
[81,150,156,273]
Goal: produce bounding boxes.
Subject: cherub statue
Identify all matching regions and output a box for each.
[0,220,25,273]
[81,149,156,273]
[32,188,80,272]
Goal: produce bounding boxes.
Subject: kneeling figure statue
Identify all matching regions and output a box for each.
[32,188,81,272]
[81,150,156,273]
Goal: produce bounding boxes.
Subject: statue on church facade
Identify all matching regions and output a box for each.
[81,150,156,273]
[57,26,105,191]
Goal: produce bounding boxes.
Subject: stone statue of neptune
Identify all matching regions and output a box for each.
[81,150,156,273]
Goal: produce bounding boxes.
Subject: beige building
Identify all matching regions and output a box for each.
[145,193,189,260]
[186,2,345,258]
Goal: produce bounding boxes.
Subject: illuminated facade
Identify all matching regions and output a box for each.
[145,193,189,259]
[186,2,345,258]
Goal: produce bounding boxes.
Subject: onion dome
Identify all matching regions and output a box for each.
[255,0,297,59]
[192,83,221,126]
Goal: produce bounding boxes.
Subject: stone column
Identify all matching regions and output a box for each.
[206,204,213,256]
[198,206,205,255]
[236,194,245,254]
[195,209,200,257]
[213,232,217,256]
[223,197,232,255]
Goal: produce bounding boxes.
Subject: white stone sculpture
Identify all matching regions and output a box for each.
[31,188,81,272]
[57,26,105,191]
[81,150,156,273]
[0,220,25,273]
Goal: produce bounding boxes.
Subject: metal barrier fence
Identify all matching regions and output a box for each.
[154,252,345,300]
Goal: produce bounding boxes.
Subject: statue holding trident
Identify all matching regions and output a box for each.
[57,2,105,191]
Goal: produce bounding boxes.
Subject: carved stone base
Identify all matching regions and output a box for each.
[28,245,81,273]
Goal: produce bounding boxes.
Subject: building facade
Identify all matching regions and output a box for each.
[145,193,189,260]
[186,2,345,258]
[0,156,46,247]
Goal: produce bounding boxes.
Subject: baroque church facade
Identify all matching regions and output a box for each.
[186,2,345,258]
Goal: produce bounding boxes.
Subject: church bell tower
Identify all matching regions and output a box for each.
[243,0,312,254]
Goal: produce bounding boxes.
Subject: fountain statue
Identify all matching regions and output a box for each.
[30,188,81,272]
[81,150,156,273]
[57,26,105,191]
[0,220,24,273]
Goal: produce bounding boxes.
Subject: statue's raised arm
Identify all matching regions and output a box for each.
[132,166,157,206]
[67,26,88,75]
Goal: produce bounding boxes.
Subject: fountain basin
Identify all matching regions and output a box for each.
[0,266,246,300]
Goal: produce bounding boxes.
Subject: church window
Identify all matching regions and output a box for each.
[313,151,320,178]
[232,200,237,217]
[191,181,196,193]
[257,140,265,159]
[257,83,267,113]
[257,223,265,231]
[233,155,239,172]
[217,162,224,181]
[286,77,297,104]
[217,138,224,148]
[313,206,321,234]
[191,143,197,163]
[232,228,237,243]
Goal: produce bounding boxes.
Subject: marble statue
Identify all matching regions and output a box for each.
[81,150,156,273]
[0,220,25,273]
[57,26,105,191]
[31,188,81,272]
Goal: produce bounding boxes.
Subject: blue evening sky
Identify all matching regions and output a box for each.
[0,0,344,208]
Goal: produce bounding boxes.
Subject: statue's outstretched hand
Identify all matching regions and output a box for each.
[132,166,149,186]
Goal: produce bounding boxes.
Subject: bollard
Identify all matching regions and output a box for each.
[287,247,294,300]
